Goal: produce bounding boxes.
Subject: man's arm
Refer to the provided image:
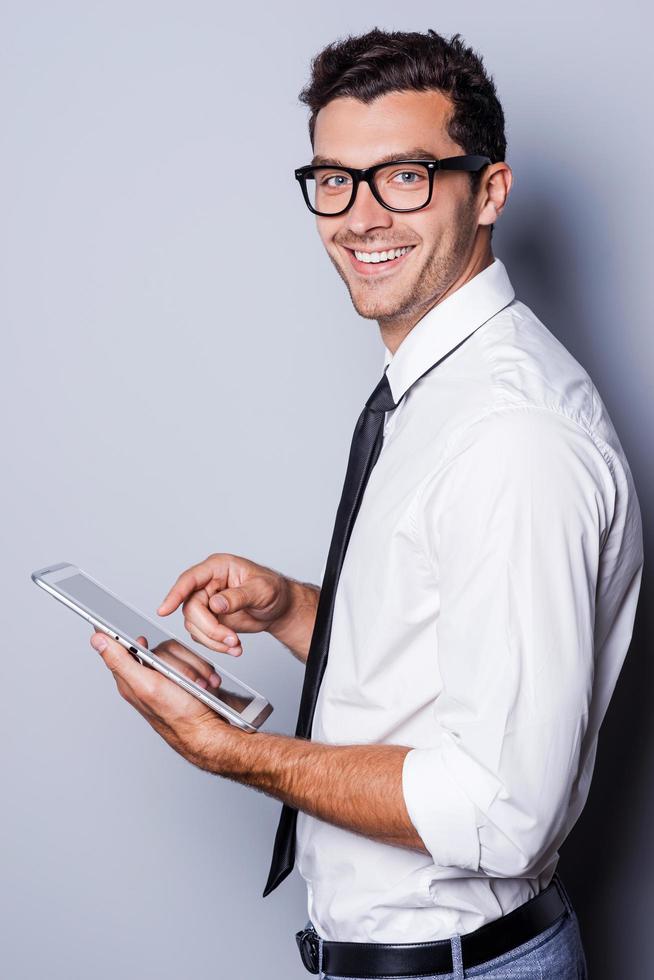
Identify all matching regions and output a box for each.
[399,406,615,875]
[221,728,428,851]
[89,629,428,851]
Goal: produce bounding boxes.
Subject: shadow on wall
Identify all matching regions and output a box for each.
[500,198,653,979]
[559,604,653,978]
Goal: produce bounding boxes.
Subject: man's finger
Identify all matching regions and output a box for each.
[208,584,254,615]
[181,592,232,643]
[157,561,220,616]
[184,618,243,657]
[181,594,243,654]
[90,631,149,687]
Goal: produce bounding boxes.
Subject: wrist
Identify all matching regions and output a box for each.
[208,719,253,777]
[218,726,276,783]
[268,577,318,645]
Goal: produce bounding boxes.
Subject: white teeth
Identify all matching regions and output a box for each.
[353,245,412,263]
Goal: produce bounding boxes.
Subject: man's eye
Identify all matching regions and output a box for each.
[320,174,351,188]
[392,171,423,184]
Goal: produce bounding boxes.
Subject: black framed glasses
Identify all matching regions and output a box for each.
[294,155,491,217]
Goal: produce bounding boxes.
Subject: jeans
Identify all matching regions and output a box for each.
[310,875,589,979]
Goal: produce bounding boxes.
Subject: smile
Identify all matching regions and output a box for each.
[344,244,416,276]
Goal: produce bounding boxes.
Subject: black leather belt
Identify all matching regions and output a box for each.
[295,875,569,977]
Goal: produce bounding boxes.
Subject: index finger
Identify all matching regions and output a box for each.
[157,561,218,616]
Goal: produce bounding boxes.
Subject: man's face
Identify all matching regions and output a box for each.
[311,90,484,324]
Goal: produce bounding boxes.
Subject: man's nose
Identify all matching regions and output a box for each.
[344,179,393,235]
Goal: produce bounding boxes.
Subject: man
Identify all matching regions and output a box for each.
[90,28,643,980]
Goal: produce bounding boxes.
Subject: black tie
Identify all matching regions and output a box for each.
[262,366,397,897]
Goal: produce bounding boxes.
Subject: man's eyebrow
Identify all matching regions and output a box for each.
[310,147,439,167]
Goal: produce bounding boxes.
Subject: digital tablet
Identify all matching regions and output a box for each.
[31,562,273,733]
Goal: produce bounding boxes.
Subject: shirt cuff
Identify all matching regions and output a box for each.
[402,746,481,871]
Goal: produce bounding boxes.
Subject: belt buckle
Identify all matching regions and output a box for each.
[295,926,319,974]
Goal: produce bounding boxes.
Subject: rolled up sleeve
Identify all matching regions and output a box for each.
[402,405,614,877]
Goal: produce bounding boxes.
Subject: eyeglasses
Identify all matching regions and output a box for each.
[294,155,491,217]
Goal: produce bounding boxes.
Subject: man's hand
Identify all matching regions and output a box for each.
[157,553,320,664]
[156,553,294,657]
[89,630,243,773]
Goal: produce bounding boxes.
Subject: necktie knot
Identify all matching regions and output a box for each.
[365,370,396,414]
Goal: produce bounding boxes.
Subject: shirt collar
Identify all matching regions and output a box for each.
[382,257,515,403]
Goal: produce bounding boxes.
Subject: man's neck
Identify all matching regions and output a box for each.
[379,246,495,356]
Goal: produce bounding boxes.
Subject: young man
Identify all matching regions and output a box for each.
[90,28,643,979]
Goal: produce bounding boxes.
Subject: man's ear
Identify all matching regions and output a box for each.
[478,163,513,228]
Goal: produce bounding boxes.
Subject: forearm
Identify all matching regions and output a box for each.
[220,729,429,852]
[267,578,320,664]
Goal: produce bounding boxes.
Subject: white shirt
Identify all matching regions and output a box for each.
[295,256,644,943]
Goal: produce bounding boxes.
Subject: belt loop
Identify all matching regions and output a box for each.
[450,934,465,979]
[317,929,324,980]
[552,872,574,916]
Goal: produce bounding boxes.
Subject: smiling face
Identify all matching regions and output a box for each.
[311,89,498,342]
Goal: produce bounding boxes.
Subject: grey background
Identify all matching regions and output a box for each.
[1,2,651,978]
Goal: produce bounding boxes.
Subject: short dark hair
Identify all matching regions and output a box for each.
[299,27,506,199]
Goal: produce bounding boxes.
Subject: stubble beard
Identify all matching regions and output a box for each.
[328,194,479,325]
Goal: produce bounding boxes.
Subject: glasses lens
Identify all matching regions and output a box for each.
[303,168,354,215]
[301,163,432,214]
[373,162,431,210]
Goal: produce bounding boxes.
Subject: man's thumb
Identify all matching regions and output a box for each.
[209,587,249,614]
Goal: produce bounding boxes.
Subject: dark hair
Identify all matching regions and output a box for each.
[299,27,506,201]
